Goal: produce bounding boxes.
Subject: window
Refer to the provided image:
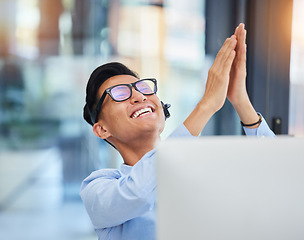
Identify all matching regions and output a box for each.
[289,0,304,136]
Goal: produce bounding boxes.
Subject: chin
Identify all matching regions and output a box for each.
[139,119,165,134]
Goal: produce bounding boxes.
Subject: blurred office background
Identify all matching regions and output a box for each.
[0,0,303,239]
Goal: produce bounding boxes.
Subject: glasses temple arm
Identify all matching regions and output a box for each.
[90,91,107,124]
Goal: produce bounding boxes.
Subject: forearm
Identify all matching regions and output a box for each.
[183,99,215,136]
[231,95,260,129]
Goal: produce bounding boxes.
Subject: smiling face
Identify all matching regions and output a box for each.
[93,75,165,147]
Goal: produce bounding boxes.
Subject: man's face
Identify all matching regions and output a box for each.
[96,75,165,144]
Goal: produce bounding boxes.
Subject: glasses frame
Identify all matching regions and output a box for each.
[90,78,157,124]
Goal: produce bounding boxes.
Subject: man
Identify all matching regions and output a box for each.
[80,24,275,240]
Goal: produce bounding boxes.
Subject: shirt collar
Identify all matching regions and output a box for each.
[120,163,132,175]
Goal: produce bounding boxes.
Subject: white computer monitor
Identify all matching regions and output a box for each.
[156,136,304,240]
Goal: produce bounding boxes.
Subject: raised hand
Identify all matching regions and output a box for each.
[227,23,248,106]
[184,35,237,136]
[227,23,260,128]
[202,35,237,113]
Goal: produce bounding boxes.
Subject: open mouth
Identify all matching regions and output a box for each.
[131,107,154,119]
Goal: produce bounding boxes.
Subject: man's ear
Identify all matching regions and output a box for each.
[92,122,112,139]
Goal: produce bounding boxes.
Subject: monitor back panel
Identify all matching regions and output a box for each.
[157,137,304,240]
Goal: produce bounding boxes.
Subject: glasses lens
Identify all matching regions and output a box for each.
[136,80,156,94]
[110,85,131,101]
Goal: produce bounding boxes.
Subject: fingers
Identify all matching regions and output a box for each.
[234,23,247,60]
[227,23,248,106]
[214,35,237,67]
[203,34,238,113]
[237,23,246,47]
[221,35,237,56]
[234,23,240,36]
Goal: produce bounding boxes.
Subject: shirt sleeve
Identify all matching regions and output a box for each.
[243,113,276,137]
[80,150,157,229]
[168,123,195,138]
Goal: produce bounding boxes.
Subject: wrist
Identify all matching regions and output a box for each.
[241,113,262,128]
[231,97,261,128]
[183,99,216,136]
[200,94,225,116]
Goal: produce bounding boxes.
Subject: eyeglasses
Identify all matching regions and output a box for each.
[90,78,158,124]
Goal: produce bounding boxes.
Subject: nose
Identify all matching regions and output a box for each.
[130,88,147,104]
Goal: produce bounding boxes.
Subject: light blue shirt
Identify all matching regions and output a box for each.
[80,116,275,240]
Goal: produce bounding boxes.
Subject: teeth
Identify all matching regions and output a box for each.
[132,107,152,118]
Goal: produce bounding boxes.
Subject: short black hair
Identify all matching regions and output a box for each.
[83,62,138,126]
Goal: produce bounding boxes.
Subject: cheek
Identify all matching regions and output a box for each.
[160,112,166,130]
[103,104,128,127]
